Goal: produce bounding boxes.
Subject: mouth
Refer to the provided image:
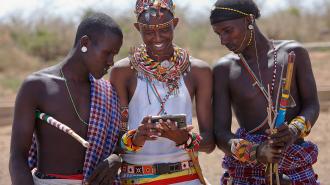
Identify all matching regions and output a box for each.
[153,43,166,49]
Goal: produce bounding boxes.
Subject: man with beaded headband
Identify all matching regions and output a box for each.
[210,0,320,184]
[10,13,123,185]
[110,0,215,184]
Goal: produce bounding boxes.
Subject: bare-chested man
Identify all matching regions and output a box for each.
[110,0,215,184]
[210,0,319,184]
[9,13,123,185]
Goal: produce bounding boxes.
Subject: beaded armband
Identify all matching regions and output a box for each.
[176,132,202,152]
[289,116,312,138]
[231,139,258,163]
[120,129,143,152]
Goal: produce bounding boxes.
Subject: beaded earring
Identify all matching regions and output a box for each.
[81,46,87,53]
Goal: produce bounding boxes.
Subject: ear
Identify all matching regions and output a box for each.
[247,14,255,24]
[134,23,140,32]
[173,17,179,28]
[80,35,90,48]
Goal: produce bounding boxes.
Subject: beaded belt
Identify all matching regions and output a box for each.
[121,160,194,175]
[33,169,83,180]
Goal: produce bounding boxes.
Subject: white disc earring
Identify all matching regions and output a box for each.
[248,24,254,30]
[81,46,87,53]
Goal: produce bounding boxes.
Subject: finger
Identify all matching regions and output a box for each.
[277,124,288,131]
[87,166,101,183]
[270,131,289,139]
[265,129,272,135]
[159,120,170,132]
[272,134,291,144]
[271,142,286,148]
[166,119,177,130]
[185,125,194,132]
[93,168,108,185]
[141,116,151,124]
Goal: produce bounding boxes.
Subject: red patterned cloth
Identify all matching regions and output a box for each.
[28,76,121,184]
[221,128,319,185]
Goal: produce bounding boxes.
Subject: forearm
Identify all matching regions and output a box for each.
[9,157,34,185]
[215,131,237,155]
[199,131,215,153]
[299,100,320,127]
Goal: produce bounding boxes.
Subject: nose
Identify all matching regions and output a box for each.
[155,30,161,42]
[220,34,229,46]
[107,55,114,66]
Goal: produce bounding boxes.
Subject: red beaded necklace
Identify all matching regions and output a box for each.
[129,44,191,115]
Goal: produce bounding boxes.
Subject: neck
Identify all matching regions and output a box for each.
[146,46,174,62]
[61,49,89,82]
[241,28,270,63]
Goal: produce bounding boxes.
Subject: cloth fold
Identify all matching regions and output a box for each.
[221,128,319,185]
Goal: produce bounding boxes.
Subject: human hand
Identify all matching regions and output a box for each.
[133,116,160,147]
[266,124,299,149]
[157,119,193,145]
[256,140,282,163]
[86,154,121,185]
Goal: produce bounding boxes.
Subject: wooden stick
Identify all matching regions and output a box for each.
[188,151,209,185]
[36,111,90,148]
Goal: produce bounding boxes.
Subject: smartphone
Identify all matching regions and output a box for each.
[150,114,187,128]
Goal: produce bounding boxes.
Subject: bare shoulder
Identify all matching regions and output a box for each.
[213,53,238,76]
[276,40,309,58]
[111,57,135,76]
[17,66,61,104]
[190,57,211,70]
[110,57,136,84]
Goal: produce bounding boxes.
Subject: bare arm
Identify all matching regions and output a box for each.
[193,62,215,153]
[293,46,319,126]
[212,62,236,155]
[9,77,39,185]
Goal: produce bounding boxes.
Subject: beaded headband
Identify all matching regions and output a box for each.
[135,0,175,18]
[212,6,250,17]
[137,19,173,30]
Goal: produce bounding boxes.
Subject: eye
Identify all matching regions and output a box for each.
[223,28,232,34]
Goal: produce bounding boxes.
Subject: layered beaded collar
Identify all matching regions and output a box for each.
[129,44,190,83]
[129,44,191,115]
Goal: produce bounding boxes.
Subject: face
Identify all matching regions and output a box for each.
[212,17,250,53]
[134,9,178,61]
[85,33,122,79]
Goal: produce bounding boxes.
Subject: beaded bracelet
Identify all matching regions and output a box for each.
[120,129,143,152]
[176,132,202,152]
[289,116,312,138]
[231,139,258,163]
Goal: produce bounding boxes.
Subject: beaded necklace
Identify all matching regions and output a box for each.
[60,68,89,125]
[239,41,281,133]
[129,44,191,115]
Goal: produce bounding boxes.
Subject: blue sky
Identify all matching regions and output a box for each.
[0,0,325,23]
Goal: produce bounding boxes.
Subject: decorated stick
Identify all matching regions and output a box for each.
[275,51,295,128]
[188,151,209,185]
[35,111,90,148]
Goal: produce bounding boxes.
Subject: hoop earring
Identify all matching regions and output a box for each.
[81,46,87,53]
[248,24,254,30]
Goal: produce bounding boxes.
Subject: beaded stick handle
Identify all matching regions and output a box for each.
[275,51,295,127]
[35,111,90,148]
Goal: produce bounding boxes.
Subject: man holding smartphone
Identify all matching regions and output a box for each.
[110,0,215,184]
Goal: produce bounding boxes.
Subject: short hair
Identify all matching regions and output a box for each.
[210,0,260,25]
[74,12,123,46]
